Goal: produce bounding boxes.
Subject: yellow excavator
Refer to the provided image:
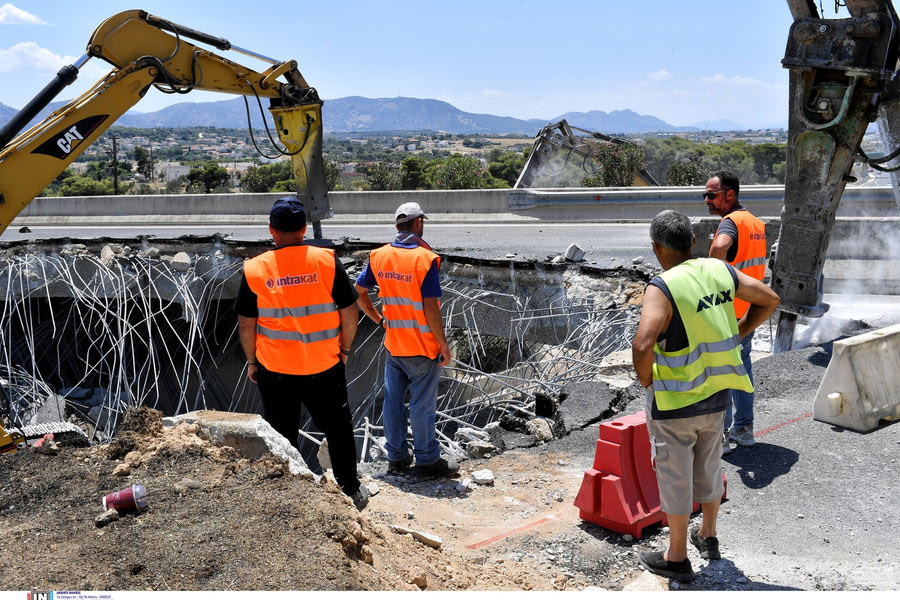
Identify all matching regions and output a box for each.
[0,9,331,238]
[0,10,334,451]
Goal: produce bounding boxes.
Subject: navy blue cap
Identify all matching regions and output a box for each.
[269,197,307,232]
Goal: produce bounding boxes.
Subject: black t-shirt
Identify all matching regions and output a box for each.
[647,262,739,420]
[234,251,358,318]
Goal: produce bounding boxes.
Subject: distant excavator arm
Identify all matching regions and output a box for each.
[514,120,658,188]
[0,9,330,238]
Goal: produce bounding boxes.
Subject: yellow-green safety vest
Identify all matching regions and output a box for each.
[652,258,753,411]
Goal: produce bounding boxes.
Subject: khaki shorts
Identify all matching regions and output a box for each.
[645,386,725,515]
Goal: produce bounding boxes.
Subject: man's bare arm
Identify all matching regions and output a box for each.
[238,315,259,383]
[632,285,672,388]
[423,297,451,367]
[734,270,781,338]
[338,304,359,363]
[708,234,733,260]
[354,283,384,327]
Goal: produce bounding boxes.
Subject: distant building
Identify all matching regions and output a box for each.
[163,163,191,182]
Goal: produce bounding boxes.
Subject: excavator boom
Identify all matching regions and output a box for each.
[0,10,330,238]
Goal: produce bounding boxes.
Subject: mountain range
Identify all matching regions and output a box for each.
[0,95,751,136]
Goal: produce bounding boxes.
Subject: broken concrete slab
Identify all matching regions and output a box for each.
[165,410,312,477]
[556,380,618,434]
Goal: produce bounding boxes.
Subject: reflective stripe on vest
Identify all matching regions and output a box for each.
[244,245,341,375]
[654,334,742,369]
[652,258,752,411]
[713,209,766,319]
[370,244,441,358]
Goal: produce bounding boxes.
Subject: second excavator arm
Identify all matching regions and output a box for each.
[0,9,331,238]
[514,120,658,188]
[771,0,900,350]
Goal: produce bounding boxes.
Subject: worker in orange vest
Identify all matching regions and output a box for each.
[355,202,460,478]
[704,171,768,453]
[236,197,368,510]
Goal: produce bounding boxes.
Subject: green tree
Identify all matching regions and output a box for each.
[324,160,342,191]
[401,156,428,190]
[186,162,229,193]
[240,161,292,192]
[665,154,709,186]
[59,175,114,196]
[42,168,77,196]
[166,175,187,194]
[365,161,401,191]
[426,154,507,189]
[240,165,268,193]
[271,179,297,193]
[643,137,702,183]
[487,150,526,187]
[580,142,647,187]
[750,143,786,183]
[133,146,154,180]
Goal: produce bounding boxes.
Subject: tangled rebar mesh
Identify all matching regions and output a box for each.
[0,250,641,462]
[342,272,641,462]
[0,249,245,442]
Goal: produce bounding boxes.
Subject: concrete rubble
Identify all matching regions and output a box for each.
[390,525,444,549]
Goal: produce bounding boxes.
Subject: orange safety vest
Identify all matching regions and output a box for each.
[243,245,341,375]
[713,209,767,319]
[369,244,441,359]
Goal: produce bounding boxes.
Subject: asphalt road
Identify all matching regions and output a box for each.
[2,221,653,267]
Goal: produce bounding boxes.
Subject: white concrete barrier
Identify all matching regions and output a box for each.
[14,185,899,222]
[813,323,900,432]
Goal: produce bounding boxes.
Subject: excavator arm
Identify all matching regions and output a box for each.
[514,120,658,188]
[0,9,330,238]
[772,0,900,351]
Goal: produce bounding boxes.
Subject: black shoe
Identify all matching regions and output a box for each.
[638,551,696,582]
[414,457,460,478]
[690,526,721,559]
[387,452,414,474]
[350,485,369,510]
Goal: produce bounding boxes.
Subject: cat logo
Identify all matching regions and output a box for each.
[696,289,733,312]
[31,115,109,160]
[55,126,84,155]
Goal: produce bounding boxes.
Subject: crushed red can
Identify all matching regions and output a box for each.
[103,485,148,511]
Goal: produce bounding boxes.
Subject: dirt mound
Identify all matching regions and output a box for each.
[0,407,563,591]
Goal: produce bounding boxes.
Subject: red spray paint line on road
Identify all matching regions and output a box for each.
[466,512,565,550]
[466,412,814,549]
[753,412,813,438]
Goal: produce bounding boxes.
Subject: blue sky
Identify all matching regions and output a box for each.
[0,1,859,129]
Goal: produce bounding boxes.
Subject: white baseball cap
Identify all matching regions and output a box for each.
[395,201,427,224]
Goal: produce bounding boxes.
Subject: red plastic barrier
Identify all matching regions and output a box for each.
[573,410,727,539]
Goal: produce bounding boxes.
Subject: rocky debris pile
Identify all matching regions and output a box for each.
[0,406,564,591]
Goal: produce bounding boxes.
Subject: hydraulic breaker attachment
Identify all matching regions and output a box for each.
[772,0,900,351]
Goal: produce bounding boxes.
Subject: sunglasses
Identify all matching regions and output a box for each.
[702,188,731,200]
